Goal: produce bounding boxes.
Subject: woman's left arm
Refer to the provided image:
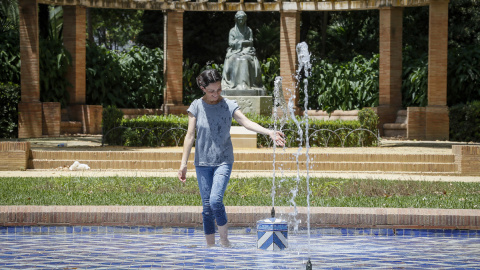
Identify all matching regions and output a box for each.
[233,110,286,146]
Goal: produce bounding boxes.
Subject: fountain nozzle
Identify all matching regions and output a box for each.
[271,207,275,218]
[306,259,312,270]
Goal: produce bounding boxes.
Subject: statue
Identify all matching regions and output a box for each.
[222,11,264,96]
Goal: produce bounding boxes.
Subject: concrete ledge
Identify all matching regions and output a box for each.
[1,206,479,229]
[230,126,257,148]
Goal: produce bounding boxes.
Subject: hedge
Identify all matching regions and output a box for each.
[102,107,379,147]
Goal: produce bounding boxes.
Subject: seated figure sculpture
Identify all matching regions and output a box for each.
[222,11,264,95]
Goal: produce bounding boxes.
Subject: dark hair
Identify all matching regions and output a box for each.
[196,69,222,88]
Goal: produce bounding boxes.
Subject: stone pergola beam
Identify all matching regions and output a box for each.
[37,0,431,11]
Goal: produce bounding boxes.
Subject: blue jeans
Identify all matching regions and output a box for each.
[195,164,233,235]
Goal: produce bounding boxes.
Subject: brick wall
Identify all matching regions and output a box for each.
[42,102,61,136]
[63,6,86,105]
[163,10,184,112]
[378,7,403,135]
[0,142,31,171]
[279,11,300,114]
[453,145,480,176]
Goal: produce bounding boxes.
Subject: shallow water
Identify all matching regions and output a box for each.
[1,226,479,269]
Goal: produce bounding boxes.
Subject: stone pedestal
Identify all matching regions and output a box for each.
[228,96,272,116]
[230,126,257,148]
[42,102,61,137]
[18,102,43,138]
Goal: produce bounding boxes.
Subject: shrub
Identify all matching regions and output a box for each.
[0,82,20,138]
[87,44,164,108]
[447,45,480,106]
[39,37,72,108]
[102,105,124,145]
[306,54,379,112]
[449,101,480,142]
[0,30,20,84]
[402,51,428,108]
[103,112,378,147]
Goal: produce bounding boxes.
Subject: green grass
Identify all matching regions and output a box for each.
[0,176,479,209]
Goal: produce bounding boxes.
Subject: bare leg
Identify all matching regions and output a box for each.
[218,224,231,247]
[205,233,215,247]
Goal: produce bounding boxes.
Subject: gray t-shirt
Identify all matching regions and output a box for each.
[187,98,239,166]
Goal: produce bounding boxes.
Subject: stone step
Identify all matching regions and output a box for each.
[29,159,456,173]
[31,151,455,163]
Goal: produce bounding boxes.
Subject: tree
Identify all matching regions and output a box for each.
[88,8,143,50]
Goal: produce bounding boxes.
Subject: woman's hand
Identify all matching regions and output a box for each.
[178,164,187,183]
[269,130,286,147]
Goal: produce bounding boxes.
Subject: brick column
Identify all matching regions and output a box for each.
[18,0,42,138]
[377,7,403,136]
[163,10,188,115]
[280,11,300,114]
[63,6,86,105]
[426,0,449,140]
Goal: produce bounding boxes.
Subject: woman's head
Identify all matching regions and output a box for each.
[197,69,222,103]
[196,69,222,89]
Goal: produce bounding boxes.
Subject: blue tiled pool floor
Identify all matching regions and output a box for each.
[1,227,479,269]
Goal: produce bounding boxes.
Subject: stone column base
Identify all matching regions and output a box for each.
[407,106,449,141]
[453,145,480,176]
[407,107,426,140]
[228,96,273,116]
[0,142,30,170]
[426,105,449,141]
[68,104,103,134]
[18,102,43,138]
[42,102,61,137]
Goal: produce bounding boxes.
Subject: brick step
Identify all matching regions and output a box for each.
[31,151,455,163]
[29,159,456,173]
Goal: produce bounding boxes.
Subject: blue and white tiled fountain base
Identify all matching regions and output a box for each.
[1,226,480,269]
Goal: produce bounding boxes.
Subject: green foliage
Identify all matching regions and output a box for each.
[0,0,18,34]
[402,50,428,107]
[39,37,72,108]
[88,8,143,50]
[449,101,480,142]
[86,44,164,108]
[261,55,280,96]
[307,54,379,112]
[136,10,164,49]
[120,115,189,147]
[102,113,377,147]
[0,29,20,84]
[447,45,480,106]
[102,105,124,145]
[0,82,20,138]
[235,113,376,147]
[120,46,164,108]
[357,108,379,145]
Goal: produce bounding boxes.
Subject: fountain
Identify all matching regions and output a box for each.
[256,42,314,269]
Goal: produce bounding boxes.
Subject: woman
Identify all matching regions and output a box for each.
[178,69,285,247]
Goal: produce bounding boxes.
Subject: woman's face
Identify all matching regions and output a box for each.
[202,81,222,103]
[236,15,246,26]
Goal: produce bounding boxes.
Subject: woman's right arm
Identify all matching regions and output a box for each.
[178,112,196,182]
